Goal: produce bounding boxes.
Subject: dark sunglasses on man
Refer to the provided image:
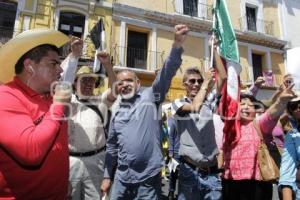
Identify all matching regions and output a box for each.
[186,78,203,85]
[285,79,294,87]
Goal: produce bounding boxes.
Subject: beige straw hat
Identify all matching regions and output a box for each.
[0,29,69,83]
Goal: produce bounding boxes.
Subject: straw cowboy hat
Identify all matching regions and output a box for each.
[0,29,69,83]
[76,66,94,77]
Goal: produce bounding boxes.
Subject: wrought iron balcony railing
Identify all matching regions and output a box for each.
[175,2,213,21]
[239,15,274,36]
[112,45,165,70]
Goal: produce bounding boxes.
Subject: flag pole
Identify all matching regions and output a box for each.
[209,0,217,69]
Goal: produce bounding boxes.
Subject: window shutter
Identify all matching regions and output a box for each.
[175,0,183,13]
[198,0,207,19]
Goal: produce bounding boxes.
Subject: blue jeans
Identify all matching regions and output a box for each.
[110,173,161,200]
[178,163,222,200]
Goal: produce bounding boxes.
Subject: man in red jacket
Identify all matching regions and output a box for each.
[0,29,71,199]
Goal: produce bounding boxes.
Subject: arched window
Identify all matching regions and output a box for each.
[58,11,85,38]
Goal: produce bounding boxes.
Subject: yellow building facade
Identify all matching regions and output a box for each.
[111,0,286,100]
[0,0,286,100]
[0,0,114,83]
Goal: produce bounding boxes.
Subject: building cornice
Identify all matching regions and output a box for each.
[113,3,287,50]
[236,30,287,50]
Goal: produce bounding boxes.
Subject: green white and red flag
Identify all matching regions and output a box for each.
[213,0,242,144]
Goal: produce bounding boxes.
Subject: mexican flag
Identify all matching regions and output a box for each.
[213,0,242,144]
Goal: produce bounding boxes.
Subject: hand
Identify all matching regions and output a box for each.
[283,74,294,89]
[101,178,112,196]
[53,84,72,103]
[203,68,215,90]
[70,36,83,59]
[278,84,296,103]
[254,76,265,88]
[97,51,111,66]
[173,24,189,49]
[278,84,285,92]
[209,35,219,50]
[154,68,160,76]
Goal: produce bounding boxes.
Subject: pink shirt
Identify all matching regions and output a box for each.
[0,77,69,199]
[223,112,277,180]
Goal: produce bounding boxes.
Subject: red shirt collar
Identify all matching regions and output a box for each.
[13,76,42,98]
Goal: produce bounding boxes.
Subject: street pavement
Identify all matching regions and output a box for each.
[160,172,279,200]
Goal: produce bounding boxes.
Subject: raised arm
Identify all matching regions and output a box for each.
[61,37,83,83]
[267,84,296,120]
[210,36,227,95]
[97,51,117,102]
[246,76,265,97]
[152,25,188,104]
[176,68,215,114]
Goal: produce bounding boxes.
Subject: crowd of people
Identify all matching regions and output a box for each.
[0,24,300,200]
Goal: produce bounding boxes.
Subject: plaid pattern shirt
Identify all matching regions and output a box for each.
[223,112,277,180]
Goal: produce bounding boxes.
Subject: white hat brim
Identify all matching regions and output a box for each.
[0,29,69,83]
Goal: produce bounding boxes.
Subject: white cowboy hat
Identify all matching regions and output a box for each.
[0,29,69,83]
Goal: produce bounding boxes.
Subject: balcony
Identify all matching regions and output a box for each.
[112,45,165,70]
[175,2,213,21]
[239,15,274,36]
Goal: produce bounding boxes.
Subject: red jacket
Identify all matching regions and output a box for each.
[0,77,68,200]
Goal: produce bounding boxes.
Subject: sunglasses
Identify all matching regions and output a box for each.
[289,102,300,111]
[285,79,293,86]
[186,78,203,85]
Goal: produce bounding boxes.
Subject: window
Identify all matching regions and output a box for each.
[58,12,85,38]
[126,31,148,69]
[252,53,263,81]
[246,6,257,32]
[183,0,198,17]
[0,0,17,43]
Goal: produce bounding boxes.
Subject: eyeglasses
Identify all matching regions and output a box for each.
[186,78,203,85]
[117,79,135,86]
[289,102,300,111]
[79,77,97,83]
[285,79,294,86]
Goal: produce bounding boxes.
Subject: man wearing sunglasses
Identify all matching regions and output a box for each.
[172,63,224,199]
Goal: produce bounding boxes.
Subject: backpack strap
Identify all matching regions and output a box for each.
[85,104,108,139]
[76,97,108,139]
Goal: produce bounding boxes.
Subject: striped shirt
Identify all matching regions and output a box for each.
[172,90,220,167]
